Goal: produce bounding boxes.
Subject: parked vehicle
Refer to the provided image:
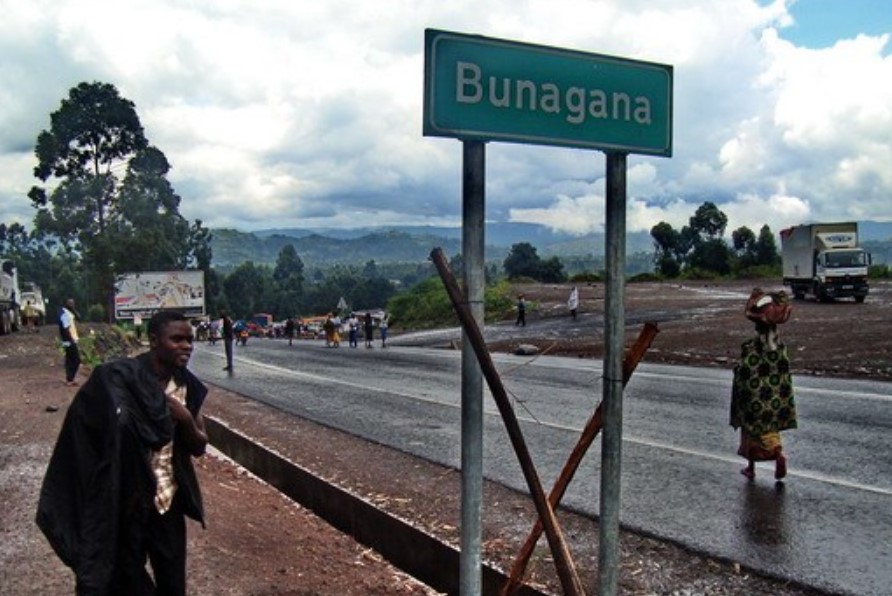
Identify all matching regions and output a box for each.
[780,222,870,302]
[0,259,21,335]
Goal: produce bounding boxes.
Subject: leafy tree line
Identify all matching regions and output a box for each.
[650,201,780,278]
[210,246,399,321]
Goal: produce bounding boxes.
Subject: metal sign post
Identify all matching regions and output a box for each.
[460,140,486,594]
[599,152,627,596]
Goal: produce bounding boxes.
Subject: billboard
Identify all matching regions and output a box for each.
[114,270,205,320]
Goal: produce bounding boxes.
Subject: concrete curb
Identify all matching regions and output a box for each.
[206,416,549,596]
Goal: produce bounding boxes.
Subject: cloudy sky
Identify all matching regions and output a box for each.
[1,0,890,237]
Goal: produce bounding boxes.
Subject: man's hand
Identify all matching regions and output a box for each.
[167,395,208,456]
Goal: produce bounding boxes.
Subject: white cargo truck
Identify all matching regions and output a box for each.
[0,258,21,334]
[780,222,870,302]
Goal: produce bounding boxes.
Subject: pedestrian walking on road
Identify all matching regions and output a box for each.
[379,312,389,348]
[23,300,36,332]
[730,288,797,481]
[515,295,526,327]
[221,309,234,371]
[284,317,295,346]
[363,312,374,348]
[567,286,579,320]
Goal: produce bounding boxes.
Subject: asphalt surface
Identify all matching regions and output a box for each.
[188,333,892,596]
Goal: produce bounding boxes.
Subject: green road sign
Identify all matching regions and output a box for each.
[424,29,673,156]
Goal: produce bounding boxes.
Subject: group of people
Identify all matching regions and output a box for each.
[323,311,388,349]
[515,285,580,327]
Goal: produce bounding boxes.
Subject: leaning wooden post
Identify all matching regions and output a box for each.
[430,248,585,596]
[501,322,659,595]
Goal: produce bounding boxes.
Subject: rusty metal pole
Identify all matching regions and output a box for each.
[460,140,486,595]
[598,152,628,596]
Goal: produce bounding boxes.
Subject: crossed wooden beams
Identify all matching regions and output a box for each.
[430,248,660,595]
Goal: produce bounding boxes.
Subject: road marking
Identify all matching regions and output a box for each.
[623,435,892,496]
[199,349,892,497]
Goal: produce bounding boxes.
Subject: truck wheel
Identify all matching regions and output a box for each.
[793,290,805,300]
[855,295,866,304]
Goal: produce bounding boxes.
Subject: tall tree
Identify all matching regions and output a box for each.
[689,201,728,240]
[732,226,758,269]
[755,225,781,266]
[223,261,272,319]
[28,82,145,316]
[272,244,305,317]
[650,221,683,277]
[503,242,541,279]
[28,81,210,319]
[113,147,193,271]
[686,202,731,274]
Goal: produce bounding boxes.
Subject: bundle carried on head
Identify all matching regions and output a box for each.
[744,287,792,326]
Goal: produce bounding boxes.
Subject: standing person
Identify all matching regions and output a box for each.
[36,310,208,595]
[379,312,389,349]
[515,295,526,327]
[323,315,335,348]
[347,313,359,348]
[221,309,234,371]
[133,312,143,342]
[331,314,342,347]
[58,298,80,386]
[284,317,295,346]
[567,286,579,320]
[23,300,36,332]
[730,288,798,481]
[363,312,374,348]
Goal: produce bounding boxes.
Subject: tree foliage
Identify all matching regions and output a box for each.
[503,242,567,283]
[650,202,779,278]
[27,81,211,319]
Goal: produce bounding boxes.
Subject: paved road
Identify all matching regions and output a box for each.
[188,335,892,596]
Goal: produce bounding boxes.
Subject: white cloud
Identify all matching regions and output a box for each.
[1,0,891,236]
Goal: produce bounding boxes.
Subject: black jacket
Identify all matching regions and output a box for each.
[35,354,208,593]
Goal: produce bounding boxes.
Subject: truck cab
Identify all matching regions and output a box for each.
[814,247,870,302]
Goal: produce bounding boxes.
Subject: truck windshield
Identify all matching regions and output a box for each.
[825,250,866,268]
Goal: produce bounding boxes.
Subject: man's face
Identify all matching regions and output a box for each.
[153,320,194,368]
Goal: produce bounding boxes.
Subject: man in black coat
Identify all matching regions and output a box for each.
[36,311,208,595]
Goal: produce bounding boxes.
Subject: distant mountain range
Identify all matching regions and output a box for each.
[210,220,892,269]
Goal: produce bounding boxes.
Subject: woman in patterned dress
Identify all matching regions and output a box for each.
[730,288,798,481]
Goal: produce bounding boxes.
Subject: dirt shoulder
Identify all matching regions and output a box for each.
[0,329,435,596]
